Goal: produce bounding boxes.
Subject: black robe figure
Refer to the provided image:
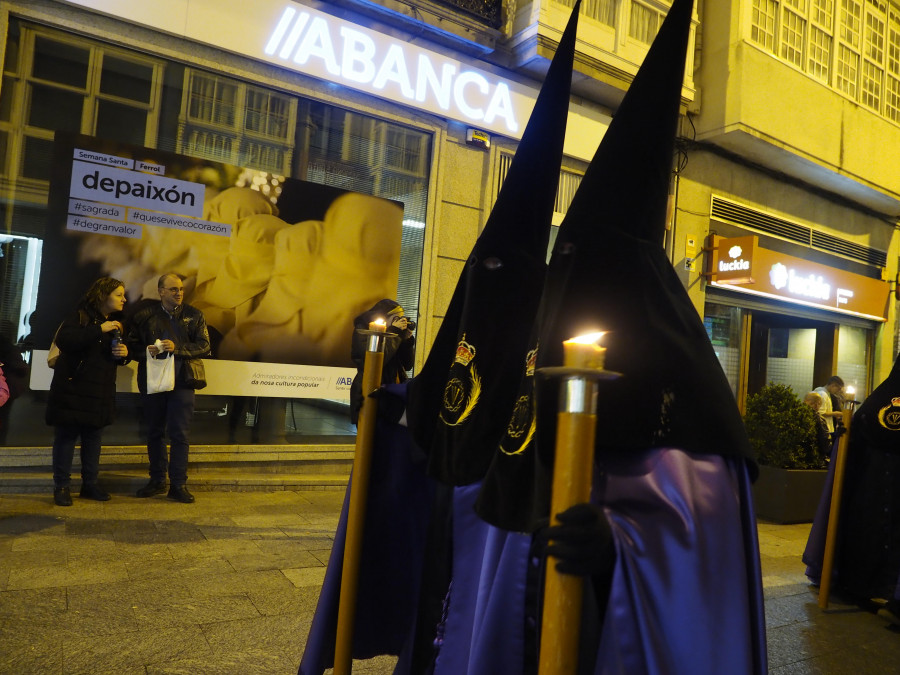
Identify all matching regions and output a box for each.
[300,1,768,673]
[475,0,755,532]
[835,353,900,616]
[403,2,580,486]
[451,0,766,671]
[299,4,580,673]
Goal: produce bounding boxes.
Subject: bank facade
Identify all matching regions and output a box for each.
[0,0,897,447]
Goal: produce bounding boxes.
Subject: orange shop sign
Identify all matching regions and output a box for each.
[706,235,889,322]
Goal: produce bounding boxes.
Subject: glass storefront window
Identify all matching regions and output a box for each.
[766,327,816,397]
[21,136,54,180]
[99,55,155,103]
[32,36,89,87]
[704,303,744,397]
[705,297,875,409]
[837,324,870,402]
[28,84,83,132]
[303,101,427,318]
[0,18,431,447]
[95,100,148,145]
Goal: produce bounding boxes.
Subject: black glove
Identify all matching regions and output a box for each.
[538,502,614,577]
[833,425,847,439]
[367,387,406,424]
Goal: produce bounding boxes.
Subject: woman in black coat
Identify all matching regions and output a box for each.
[46,277,129,506]
[349,299,415,425]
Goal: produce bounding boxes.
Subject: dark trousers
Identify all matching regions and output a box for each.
[52,424,102,488]
[142,387,195,485]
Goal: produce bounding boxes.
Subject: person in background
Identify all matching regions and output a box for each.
[348,299,415,426]
[804,392,832,460]
[814,376,845,443]
[45,277,129,506]
[0,327,28,443]
[0,363,9,408]
[835,354,900,625]
[125,272,210,504]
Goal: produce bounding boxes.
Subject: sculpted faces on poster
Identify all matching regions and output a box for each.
[38,135,405,398]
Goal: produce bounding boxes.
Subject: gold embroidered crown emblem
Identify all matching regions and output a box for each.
[454,335,476,367]
[525,346,538,377]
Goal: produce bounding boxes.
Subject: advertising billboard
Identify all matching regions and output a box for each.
[31,133,404,398]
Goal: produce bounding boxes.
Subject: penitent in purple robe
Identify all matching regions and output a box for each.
[434,449,766,675]
[298,406,434,674]
[299,387,767,674]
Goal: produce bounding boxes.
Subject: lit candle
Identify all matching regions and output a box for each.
[368,318,386,332]
[562,332,606,370]
[844,386,856,401]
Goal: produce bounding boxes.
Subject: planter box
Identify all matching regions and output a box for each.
[751,464,828,524]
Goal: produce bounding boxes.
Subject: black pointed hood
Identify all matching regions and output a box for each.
[852,353,900,452]
[405,2,581,485]
[476,0,755,532]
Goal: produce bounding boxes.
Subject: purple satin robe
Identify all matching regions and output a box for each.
[434,448,767,675]
[299,434,767,674]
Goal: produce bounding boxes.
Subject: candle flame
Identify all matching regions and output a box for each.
[373,318,386,327]
[565,331,606,345]
[562,331,607,369]
[845,385,855,395]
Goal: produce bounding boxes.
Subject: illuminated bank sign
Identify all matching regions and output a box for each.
[708,235,889,322]
[61,0,613,154]
[263,5,521,135]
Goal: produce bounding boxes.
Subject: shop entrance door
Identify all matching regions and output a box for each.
[747,311,837,399]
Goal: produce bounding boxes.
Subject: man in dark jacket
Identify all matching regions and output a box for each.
[126,273,210,503]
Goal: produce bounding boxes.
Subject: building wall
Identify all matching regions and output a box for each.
[420,125,493,362]
[689,0,900,386]
[696,0,900,208]
[5,0,898,403]
[702,40,900,203]
[677,145,899,384]
[0,0,465,361]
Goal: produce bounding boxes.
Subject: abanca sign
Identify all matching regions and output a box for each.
[264,5,522,135]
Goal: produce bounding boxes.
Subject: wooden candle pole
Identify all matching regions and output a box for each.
[333,322,386,674]
[818,407,853,610]
[538,334,607,675]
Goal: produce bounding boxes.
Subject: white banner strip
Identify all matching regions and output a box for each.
[31,350,354,400]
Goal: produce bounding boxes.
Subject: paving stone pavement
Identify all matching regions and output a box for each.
[0,489,397,675]
[1,489,898,674]
[758,521,900,674]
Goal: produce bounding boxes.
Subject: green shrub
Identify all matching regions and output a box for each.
[744,382,825,470]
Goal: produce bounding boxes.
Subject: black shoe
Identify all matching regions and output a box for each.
[53,486,72,507]
[136,480,166,498]
[79,484,111,501]
[167,485,195,503]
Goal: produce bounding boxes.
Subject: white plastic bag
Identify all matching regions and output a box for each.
[146,347,175,394]
[47,324,63,368]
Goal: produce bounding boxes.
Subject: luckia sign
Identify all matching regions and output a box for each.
[264,5,522,135]
[719,245,750,272]
[709,235,888,322]
[714,236,756,284]
[769,263,831,300]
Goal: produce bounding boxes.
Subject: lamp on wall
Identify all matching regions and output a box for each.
[466,128,490,150]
